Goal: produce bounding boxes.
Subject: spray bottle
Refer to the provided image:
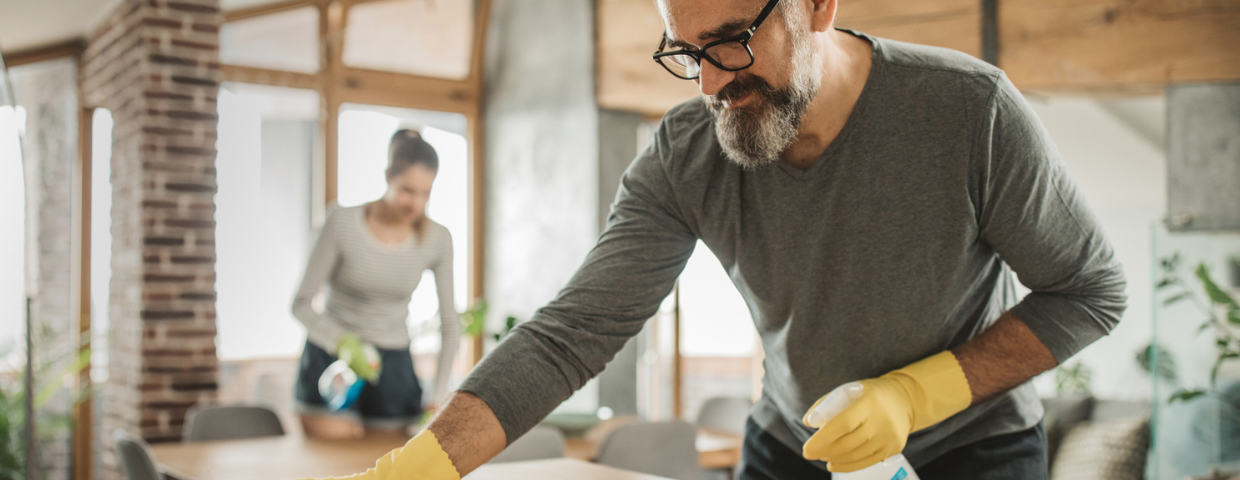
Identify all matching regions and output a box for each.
[804,382,921,480]
[317,343,381,412]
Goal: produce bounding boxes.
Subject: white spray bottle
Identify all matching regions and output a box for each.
[804,382,921,480]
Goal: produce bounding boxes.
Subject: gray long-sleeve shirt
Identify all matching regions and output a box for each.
[292,205,461,403]
[460,31,1126,467]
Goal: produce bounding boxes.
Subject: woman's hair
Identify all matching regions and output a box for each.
[384,128,439,240]
[387,128,439,180]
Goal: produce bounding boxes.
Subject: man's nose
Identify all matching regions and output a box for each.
[697,60,735,97]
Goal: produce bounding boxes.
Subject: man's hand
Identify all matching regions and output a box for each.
[300,429,460,480]
[801,351,972,472]
[300,392,507,480]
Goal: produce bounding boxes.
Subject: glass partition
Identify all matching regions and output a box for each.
[0,47,30,480]
[1149,223,1240,479]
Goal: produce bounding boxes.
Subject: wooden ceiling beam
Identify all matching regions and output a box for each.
[2,39,86,68]
[999,0,1240,92]
[225,0,323,23]
[835,0,982,59]
[334,67,477,114]
[220,64,322,90]
[597,0,1240,115]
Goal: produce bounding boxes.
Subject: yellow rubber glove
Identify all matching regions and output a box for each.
[337,334,381,382]
[305,430,460,480]
[801,351,972,473]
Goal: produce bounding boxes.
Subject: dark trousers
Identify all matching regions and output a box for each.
[737,417,1048,480]
[294,340,424,421]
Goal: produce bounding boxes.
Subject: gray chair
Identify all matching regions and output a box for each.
[595,420,702,480]
[182,404,285,442]
[695,396,752,435]
[488,425,566,463]
[113,429,168,480]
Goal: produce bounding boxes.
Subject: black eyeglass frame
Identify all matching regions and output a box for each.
[651,0,782,80]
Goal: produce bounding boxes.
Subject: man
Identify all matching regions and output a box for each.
[315,0,1126,478]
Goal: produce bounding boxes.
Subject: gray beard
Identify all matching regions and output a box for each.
[707,22,821,169]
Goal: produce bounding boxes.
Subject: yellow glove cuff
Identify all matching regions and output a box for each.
[308,430,461,480]
[886,350,972,432]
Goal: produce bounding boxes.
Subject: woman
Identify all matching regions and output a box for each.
[292,129,460,438]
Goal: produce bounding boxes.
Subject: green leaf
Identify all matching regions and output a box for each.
[1196,263,1239,308]
[1229,309,1240,326]
[1156,277,1179,289]
[1163,291,1194,307]
[1198,321,1214,334]
[1135,343,1178,383]
[1169,389,1207,404]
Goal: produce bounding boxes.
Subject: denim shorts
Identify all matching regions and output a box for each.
[294,340,424,426]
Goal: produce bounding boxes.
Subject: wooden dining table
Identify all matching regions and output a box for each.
[150,434,674,480]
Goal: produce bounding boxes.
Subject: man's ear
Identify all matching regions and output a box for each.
[808,0,837,33]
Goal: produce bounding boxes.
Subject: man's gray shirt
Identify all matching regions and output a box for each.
[460,31,1127,468]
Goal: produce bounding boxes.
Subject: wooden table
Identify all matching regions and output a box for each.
[563,427,742,470]
[150,435,672,480]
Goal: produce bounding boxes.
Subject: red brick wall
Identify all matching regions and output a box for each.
[81,0,221,475]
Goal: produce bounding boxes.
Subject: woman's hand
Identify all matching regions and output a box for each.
[337,334,382,382]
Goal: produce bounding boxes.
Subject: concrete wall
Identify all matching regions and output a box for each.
[595,109,647,417]
[483,0,602,412]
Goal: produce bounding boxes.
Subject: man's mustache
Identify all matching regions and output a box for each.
[708,74,777,110]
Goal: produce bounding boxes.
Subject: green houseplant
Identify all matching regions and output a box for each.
[1156,253,1240,404]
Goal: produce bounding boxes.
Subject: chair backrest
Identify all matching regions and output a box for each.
[488,425,566,463]
[183,404,285,442]
[695,396,752,435]
[595,420,702,480]
[113,430,162,480]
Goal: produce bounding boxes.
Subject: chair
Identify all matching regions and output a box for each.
[695,396,752,435]
[113,429,165,480]
[182,404,285,442]
[488,425,566,463]
[595,420,702,480]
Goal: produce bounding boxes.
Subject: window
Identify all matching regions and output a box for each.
[343,0,474,79]
[90,108,113,383]
[0,105,24,366]
[220,7,320,74]
[214,83,321,360]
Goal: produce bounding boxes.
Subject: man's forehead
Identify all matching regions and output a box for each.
[657,0,762,46]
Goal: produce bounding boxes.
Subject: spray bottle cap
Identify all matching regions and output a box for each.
[805,382,866,429]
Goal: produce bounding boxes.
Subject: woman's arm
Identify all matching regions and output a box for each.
[292,212,349,352]
[431,229,461,406]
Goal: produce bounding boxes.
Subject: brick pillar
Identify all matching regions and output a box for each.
[81,0,221,475]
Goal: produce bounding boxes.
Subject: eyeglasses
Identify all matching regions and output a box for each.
[652,0,781,80]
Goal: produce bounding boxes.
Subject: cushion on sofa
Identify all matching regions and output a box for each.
[1050,417,1150,480]
[1042,396,1095,467]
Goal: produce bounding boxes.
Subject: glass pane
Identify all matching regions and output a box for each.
[215,83,321,362]
[8,57,79,480]
[679,241,755,421]
[0,61,23,360]
[336,104,470,393]
[343,0,473,79]
[1150,224,1240,479]
[90,109,113,385]
[221,6,320,74]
